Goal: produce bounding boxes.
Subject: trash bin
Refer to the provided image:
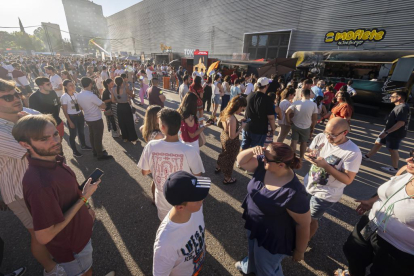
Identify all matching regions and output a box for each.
[163,77,170,89]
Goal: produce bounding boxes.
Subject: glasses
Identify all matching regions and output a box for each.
[390,95,398,99]
[324,130,346,139]
[0,92,22,102]
[262,155,283,163]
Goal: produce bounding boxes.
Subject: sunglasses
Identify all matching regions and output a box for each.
[262,155,283,163]
[0,92,22,102]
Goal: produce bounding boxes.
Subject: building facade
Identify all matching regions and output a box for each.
[41,22,63,52]
[106,0,414,60]
[62,0,109,54]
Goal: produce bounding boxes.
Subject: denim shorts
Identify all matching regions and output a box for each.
[212,94,221,104]
[241,130,267,150]
[379,136,402,150]
[59,239,93,276]
[308,194,335,220]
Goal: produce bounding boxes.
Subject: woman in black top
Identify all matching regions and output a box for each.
[102,79,120,138]
[202,76,213,112]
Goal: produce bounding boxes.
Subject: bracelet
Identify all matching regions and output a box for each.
[80,196,88,205]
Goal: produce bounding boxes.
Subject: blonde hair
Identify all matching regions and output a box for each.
[142,105,162,142]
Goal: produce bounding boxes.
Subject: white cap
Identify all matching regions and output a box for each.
[257,77,270,86]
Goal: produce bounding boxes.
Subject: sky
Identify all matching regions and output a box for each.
[0,0,141,39]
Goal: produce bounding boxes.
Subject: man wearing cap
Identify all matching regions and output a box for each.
[241,77,275,150]
[153,171,210,276]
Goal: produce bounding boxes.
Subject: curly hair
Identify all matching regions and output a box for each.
[219,95,247,122]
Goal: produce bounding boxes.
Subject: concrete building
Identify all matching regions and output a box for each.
[41,22,63,52]
[62,0,109,54]
[106,0,414,60]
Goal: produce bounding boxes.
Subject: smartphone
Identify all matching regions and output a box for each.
[245,118,251,123]
[78,168,104,191]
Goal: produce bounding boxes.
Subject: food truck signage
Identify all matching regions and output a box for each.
[324,28,386,47]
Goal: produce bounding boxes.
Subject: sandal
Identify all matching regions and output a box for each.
[223,177,237,184]
[215,167,221,174]
[334,269,350,276]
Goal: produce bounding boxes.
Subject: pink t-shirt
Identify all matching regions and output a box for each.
[180,120,199,142]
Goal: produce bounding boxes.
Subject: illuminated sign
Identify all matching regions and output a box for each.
[324,28,386,47]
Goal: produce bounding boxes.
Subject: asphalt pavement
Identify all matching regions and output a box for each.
[1,86,412,276]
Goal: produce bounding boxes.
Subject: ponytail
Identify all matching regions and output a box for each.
[288,155,302,170]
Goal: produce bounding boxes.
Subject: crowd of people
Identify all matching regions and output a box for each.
[0,53,413,276]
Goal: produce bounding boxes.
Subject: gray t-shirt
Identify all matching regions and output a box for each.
[305,133,362,202]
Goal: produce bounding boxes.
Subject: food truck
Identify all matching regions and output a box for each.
[291,50,414,105]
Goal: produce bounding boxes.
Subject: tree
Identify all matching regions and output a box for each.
[0,31,17,50]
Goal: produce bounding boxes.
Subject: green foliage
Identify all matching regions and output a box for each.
[1,28,74,53]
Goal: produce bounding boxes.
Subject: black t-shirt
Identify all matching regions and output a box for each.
[267,80,280,93]
[29,90,62,125]
[244,92,275,134]
[385,103,410,139]
[101,89,112,110]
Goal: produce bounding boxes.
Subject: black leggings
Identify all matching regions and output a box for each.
[203,92,212,112]
[343,215,414,276]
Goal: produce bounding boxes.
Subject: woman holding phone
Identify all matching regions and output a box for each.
[215,96,247,184]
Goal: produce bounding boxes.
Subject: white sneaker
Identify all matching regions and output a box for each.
[361,154,370,160]
[380,166,397,173]
[43,264,66,276]
[234,261,243,272]
[5,266,26,276]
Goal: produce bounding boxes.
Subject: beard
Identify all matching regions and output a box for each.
[31,143,62,157]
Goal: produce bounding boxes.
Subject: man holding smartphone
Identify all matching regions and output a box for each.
[12,114,114,276]
[304,118,361,240]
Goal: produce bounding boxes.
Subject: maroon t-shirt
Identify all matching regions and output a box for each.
[23,155,93,263]
[0,66,9,80]
[148,86,164,107]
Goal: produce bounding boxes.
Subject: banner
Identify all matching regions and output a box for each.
[193,50,208,75]
[101,52,105,61]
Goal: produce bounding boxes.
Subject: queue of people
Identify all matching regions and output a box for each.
[0,53,413,276]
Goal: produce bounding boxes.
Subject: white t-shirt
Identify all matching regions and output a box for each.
[287,99,318,129]
[192,71,200,79]
[146,68,154,80]
[50,74,63,97]
[368,173,414,254]
[278,99,292,125]
[114,69,125,76]
[305,133,362,202]
[14,73,29,87]
[76,90,103,122]
[137,140,205,220]
[153,207,206,276]
[347,85,356,96]
[60,93,81,115]
[101,71,109,80]
[244,83,254,95]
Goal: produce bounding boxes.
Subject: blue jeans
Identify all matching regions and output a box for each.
[220,94,230,111]
[241,130,267,150]
[240,231,286,276]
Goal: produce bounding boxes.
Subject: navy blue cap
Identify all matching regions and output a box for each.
[163,171,211,206]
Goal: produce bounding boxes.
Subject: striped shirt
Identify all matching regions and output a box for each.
[0,108,39,204]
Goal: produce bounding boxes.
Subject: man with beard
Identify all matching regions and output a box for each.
[12,114,115,276]
[0,79,57,275]
[29,77,64,139]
